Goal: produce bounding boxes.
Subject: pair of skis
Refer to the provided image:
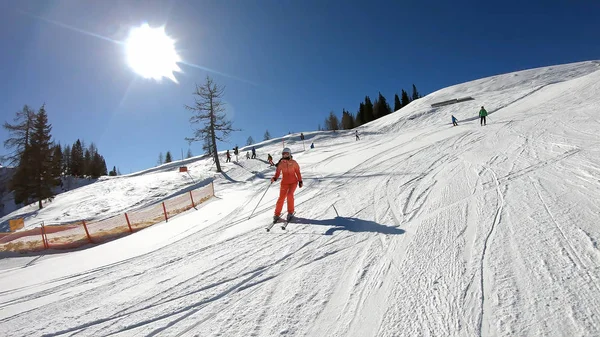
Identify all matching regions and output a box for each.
[266,212,295,232]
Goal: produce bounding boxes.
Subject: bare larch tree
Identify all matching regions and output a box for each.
[185,76,237,172]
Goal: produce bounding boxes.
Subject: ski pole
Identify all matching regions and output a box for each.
[248,181,272,219]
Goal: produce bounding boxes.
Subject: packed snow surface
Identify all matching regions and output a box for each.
[1,61,600,336]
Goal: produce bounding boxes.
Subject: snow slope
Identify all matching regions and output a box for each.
[0,157,214,229]
[1,60,600,336]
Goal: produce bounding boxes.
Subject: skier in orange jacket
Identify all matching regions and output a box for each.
[270,147,302,222]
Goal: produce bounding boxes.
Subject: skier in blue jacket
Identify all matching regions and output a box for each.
[452,115,458,126]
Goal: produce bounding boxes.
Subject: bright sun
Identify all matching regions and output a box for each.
[125,24,181,83]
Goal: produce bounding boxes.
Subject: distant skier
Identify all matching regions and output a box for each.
[268,154,274,166]
[300,132,305,140]
[233,146,239,162]
[246,151,250,159]
[355,130,360,140]
[251,147,257,159]
[479,106,488,126]
[270,147,303,222]
[226,150,231,162]
[310,142,315,149]
[452,115,458,126]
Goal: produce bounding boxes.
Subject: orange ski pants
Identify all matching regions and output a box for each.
[275,183,297,216]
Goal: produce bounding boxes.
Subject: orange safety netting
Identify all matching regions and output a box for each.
[0,183,214,253]
[128,202,167,230]
[86,215,131,244]
[0,227,45,252]
[44,222,89,249]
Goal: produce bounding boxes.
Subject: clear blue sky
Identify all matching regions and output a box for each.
[1,0,599,173]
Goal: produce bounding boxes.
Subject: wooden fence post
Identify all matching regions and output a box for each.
[211,181,215,197]
[189,191,195,208]
[40,222,49,249]
[82,220,93,243]
[162,202,168,222]
[124,213,133,233]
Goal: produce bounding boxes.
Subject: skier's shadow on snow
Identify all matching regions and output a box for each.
[292,216,405,236]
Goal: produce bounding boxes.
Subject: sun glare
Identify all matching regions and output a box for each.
[125,24,181,83]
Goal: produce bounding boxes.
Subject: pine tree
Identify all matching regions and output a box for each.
[2,105,37,167]
[341,109,355,130]
[364,96,375,123]
[89,152,104,178]
[185,76,238,173]
[401,89,410,107]
[187,148,193,158]
[165,151,173,163]
[412,84,420,101]
[4,105,38,205]
[394,93,402,112]
[70,139,84,177]
[355,103,365,127]
[158,152,164,165]
[109,166,117,176]
[51,144,63,180]
[11,151,32,205]
[373,92,391,119]
[29,105,56,209]
[86,143,103,177]
[83,149,92,176]
[263,130,271,141]
[246,136,254,146]
[88,142,97,156]
[62,145,71,176]
[325,111,340,131]
[101,158,108,176]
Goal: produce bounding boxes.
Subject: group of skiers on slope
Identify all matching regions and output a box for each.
[251,105,489,223]
[225,129,363,223]
[226,146,257,162]
[451,106,488,127]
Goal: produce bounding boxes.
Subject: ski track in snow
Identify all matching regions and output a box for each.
[2,61,600,336]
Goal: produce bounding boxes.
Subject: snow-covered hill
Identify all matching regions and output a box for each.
[1,60,600,336]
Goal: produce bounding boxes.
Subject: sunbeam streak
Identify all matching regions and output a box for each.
[180,61,258,86]
[17,9,123,45]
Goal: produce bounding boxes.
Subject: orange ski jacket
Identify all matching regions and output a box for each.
[273,159,302,185]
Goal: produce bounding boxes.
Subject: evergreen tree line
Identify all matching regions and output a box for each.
[157,149,194,165]
[244,131,270,147]
[323,84,421,131]
[2,104,113,209]
[62,139,109,178]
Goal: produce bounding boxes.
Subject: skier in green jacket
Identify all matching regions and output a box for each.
[479,106,488,126]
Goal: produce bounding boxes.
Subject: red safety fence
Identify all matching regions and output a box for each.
[0,183,214,253]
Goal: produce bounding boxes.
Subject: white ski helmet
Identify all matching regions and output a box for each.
[282,147,292,155]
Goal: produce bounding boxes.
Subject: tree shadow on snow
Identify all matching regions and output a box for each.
[219,171,241,184]
[292,216,405,236]
[232,161,271,180]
